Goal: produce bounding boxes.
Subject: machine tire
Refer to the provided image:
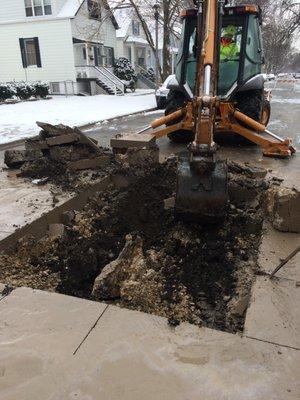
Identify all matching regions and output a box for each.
[261,98,271,126]
[165,91,194,143]
[233,89,265,145]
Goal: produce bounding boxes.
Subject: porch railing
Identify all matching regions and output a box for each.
[75,65,124,95]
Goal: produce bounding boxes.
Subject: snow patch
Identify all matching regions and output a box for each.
[0,93,156,144]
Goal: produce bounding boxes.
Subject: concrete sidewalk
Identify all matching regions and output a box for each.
[0,158,69,244]
[0,286,299,400]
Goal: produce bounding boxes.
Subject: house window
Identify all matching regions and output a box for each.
[132,20,140,36]
[19,37,42,68]
[88,0,101,20]
[24,0,52,17]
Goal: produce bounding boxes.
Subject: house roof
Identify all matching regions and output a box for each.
[58,0,84,17]
[58,0,119,29]
[125,36,148,45]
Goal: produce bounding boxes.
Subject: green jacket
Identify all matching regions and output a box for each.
[220,42,239,60]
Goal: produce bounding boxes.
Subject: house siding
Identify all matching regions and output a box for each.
[0,0,71,21]
[0,0,27,22]
[71,0,116,49]
[0,19,76,82]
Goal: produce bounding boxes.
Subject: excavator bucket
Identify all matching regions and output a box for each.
[175,156,228,221]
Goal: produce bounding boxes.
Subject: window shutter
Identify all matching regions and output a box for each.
[34,37,42,67]
[19,38,27,68]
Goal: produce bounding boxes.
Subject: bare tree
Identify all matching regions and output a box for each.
[237,0,300,72]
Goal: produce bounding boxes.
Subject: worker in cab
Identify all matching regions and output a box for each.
[220,25,240,61]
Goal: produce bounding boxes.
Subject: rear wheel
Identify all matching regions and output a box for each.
[165,91,194,143]
[261,98,271,126]
[234,89,264,145]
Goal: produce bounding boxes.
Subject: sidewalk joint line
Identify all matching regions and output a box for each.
[73,304,109,356]
[245,335,300,351]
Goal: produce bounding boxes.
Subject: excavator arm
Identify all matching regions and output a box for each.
[135,0,295,220]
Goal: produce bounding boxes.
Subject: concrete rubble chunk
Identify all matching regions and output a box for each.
[164,197,175,210]
[68,155,110,171]
[4,149,43,168]
[46,133,79,147]
[48,223,65,238]
[111,133,157,154]
[92,235,144,299]
[229,161,268,179]
[25,137,49,151]
[36,121,75,137]
[267,186,300,233]
[4,150,27,168]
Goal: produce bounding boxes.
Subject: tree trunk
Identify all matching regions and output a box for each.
[128,0,163,80]
[162,0,171,81]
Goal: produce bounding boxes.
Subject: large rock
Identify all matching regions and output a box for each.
[267,186,300,233]
[92,235,144,299]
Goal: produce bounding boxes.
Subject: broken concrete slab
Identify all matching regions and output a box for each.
[258,223,300,281]
[46,133,79,147]
[267,186,300,233]
[0,288,299,399]
[36,121,75,137]
[25,138,49,151]
[111,133,156,153]
[68,155,110,171]
[244,276,300,349]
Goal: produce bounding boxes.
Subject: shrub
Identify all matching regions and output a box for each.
[33,82,49,98]
[114,57,138,85]
[13,81,35,100]
[0,83,16,101]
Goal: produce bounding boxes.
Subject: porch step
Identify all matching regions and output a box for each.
[137,73,156,89]
[96,79,123,95]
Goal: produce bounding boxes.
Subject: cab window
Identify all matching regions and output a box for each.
[243,14,262,82]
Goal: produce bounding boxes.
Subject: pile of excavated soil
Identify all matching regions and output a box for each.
[0,157,268,333]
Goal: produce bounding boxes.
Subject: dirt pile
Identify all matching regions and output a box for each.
[4,122,112,192]
[0,156,268,333]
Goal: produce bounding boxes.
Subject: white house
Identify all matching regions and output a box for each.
[114,6,179,85]
[114,7,153,74]
[0,0,125,95]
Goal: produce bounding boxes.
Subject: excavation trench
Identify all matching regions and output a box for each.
[0,155,267,333]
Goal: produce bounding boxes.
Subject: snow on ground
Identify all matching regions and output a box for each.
[0,91,156,144]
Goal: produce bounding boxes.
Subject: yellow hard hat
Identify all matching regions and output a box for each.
[224,25,236,37]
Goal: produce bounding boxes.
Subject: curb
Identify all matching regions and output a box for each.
[0,106,158,151]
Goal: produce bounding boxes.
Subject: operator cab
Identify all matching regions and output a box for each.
[174,5,264,99]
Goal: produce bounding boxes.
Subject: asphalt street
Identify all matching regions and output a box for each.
[85,81,300,189]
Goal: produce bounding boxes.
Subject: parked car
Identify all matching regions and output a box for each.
[156,75,175,109]
[293,72,300,79]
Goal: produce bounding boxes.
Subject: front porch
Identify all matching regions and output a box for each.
[125,37,152,71]
[73,38,124,96]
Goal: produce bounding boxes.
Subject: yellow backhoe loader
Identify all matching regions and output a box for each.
[138,0,295,220]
